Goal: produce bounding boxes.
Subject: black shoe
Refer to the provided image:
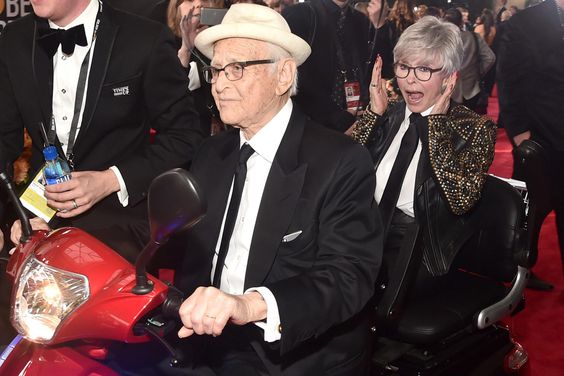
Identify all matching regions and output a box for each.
[526,271,554,291]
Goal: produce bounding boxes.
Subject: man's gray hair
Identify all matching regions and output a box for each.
[268,43,299,96]
[393,16,463,75]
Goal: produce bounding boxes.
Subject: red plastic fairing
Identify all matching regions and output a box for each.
[0,338,119,375]
[5,231,49,281]
[11,228,168,344]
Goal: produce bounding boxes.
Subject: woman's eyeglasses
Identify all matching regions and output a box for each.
[394,63,442,82]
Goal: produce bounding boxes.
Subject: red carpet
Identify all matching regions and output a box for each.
[487,96,564,375]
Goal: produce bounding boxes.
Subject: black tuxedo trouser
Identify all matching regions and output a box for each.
[513,147,564,271]
[106,326,269,376]
[547,150,564,269]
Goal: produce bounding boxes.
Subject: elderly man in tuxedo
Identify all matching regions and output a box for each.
[0,0,202,260]
[151,4,381,376]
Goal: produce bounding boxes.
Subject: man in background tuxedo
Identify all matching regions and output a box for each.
[0,0,202,260]
[495,0,508,25]
[497,0,564,275]
[283,0,375,133]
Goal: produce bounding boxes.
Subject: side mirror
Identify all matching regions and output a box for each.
[132,169,206,295]
[148,168,206,244]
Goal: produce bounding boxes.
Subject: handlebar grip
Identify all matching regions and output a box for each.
[162,288,183,319]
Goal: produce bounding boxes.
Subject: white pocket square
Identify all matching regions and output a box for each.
[282,230,302,243]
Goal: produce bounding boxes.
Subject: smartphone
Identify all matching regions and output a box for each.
[200,8,228,26]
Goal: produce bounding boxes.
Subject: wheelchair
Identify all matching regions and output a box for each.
[371,175,531,375]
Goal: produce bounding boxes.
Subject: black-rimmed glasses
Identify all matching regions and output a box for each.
[394,63,443,82]
[202,59,276,84]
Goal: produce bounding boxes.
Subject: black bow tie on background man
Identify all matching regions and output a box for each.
[37,23,87,58]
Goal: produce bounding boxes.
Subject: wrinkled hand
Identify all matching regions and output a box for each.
[513,131,531,147]
[10,217,51,253]
[430,73,457,115]
[368,55,388,115]
[178,287,266,338]
[44,170,120,218]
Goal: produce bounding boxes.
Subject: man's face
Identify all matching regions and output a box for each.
[211,38,282,136]
[461,10,469,23]
[396,54,448,114]
[31,0,89,26]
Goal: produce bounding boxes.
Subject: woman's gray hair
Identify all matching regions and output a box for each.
[393,16,463,75]
[268,43,299,96]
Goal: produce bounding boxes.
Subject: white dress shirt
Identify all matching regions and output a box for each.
[50,0,129,206]
[211,99,293,342]
[188,61,201,92]
[375,105,434,217]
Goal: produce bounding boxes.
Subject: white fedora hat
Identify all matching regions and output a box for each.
[194,4,311,66]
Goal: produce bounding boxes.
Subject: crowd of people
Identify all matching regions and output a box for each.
[0,0,563,374]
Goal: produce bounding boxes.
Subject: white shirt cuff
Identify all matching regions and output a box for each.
[245,286,281,342]
[109,166,129,207]
[188,61,201,92]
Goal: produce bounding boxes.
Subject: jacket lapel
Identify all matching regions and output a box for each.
[244,107,308,290]
[201,130,241,254]
[32,18,55,138]
[72,4,118,153]
[373,101,405,170]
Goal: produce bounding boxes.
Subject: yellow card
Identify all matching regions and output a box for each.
[20,168,56,223]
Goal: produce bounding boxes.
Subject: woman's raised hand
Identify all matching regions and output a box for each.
[431,73,457,115]
[369,55,388,115]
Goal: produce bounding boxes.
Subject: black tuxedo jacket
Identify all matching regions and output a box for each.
[0,2,202,258]
[283,0,373,132]
[497,0,564,151]
[178,104,383,374]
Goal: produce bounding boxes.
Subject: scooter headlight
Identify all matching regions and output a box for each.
[11,255,89,343]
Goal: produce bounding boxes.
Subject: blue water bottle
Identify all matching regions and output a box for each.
[42,146,72,185]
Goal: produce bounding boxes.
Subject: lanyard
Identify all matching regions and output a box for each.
[334,8,349,81]
[47,1,102,169]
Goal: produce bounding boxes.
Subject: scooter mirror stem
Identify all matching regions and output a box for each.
[132,240,162,295]
[0,172,32,243]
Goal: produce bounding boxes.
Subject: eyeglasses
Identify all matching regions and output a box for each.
[394,63,443,82]
[202,59,276,84]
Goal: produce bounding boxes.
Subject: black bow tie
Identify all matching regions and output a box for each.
[37,24,88,58]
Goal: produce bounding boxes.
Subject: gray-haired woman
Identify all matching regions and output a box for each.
[353,16,496,277]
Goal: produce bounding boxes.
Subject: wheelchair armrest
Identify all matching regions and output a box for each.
[513,139,553,267]
[376,224,422,326]
[475,265,529,329]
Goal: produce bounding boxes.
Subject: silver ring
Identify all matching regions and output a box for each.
[72,199,78,210]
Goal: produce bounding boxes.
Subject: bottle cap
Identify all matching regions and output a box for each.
[43,146,59,161]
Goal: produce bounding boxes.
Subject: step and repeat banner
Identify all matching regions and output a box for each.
[0,0,32,33]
